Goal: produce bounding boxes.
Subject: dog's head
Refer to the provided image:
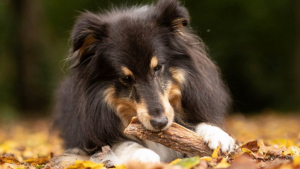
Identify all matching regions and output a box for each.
[70,0,192,131]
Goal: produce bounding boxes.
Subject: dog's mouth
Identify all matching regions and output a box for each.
[132,91,175,131]
[129,116,169,132]
[135,114,173,132]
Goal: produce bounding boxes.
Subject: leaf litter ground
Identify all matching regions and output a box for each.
[1,112,300,169]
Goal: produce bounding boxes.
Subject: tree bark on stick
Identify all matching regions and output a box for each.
[124,117,212,157]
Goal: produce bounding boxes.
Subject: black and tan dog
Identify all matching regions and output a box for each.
[53,0,235,165]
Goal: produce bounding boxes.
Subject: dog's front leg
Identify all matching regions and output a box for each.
[111,141,160,164]
[195,123,235,153]
[50,148,90,167]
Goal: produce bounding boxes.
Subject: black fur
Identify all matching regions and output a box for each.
[54,0,231,155]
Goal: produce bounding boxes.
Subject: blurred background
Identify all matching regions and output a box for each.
[0,0,299,120]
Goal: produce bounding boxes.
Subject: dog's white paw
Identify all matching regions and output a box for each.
[132,148,160,163]
[196,123,235,153]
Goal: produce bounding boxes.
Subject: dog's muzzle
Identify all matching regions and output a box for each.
[150,116,168,130]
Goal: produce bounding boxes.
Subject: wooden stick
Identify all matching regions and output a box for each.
[124,117,212,157]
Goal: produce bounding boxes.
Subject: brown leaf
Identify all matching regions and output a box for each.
[0,156,21,165]
[259,142,286,157]
[0,157,4,165]
[228,154,256,169]
[195,160,208,169]
[240,140,259,152]
[257,158,290,169]
[241,148,265,159]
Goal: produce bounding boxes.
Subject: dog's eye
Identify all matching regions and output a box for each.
[154,65,162,72]
[182,20,188,27]
[121,76,132,83]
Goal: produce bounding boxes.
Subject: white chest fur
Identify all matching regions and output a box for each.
[145,140,184,162]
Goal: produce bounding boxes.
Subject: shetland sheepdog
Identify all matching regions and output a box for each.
[53,0,235,166]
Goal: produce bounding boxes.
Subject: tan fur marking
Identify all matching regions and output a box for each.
[104,86,116,107]
[169,67,186,86]
[116,103,136,127]
[165,82,187,123]
[159,92,175,130]
[172,18,187,36]
[136,101,153,130]
[78,35,98,56]
[121,67,134,76]
[168,84,183,111]
[172,19,185,30]
[104,87,137,127]
[150,56,158,70]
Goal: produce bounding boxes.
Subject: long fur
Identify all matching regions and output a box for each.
[54,0,231,158]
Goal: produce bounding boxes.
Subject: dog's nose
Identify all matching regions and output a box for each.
[150,116,168,130]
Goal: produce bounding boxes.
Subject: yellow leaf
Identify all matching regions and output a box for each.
[241,148,254,156]
[114,164,127,169]
[268,139,295,148]
[169,159,182,165]
[66,160,105,169]
[283,146,300,156]
[293,155,300,167]
[212,146,220,158]
[214,158,230,168]
[23,156,50,164]
[200,156,212,162]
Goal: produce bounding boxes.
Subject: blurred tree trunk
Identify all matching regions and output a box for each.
[295,0,300,108]
[11,0,46,113]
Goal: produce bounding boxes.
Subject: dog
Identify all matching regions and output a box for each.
[53,0,235,166]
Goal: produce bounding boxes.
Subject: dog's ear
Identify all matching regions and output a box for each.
[71,12,107,67]
[155,0,190,32]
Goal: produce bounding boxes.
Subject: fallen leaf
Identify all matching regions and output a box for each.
[258,141,286,157]
[259,158,291,169]
[241,148,255,156]
[214,158,230,168]
[115,164,127,169]
[0,156,21,165]
[169,159,182,165]
[267,139,295,148]
[66,160,105,169]
[23,155,51,165]
[240,140,258,152]
[283,146,300,156]
[200,156,212,162]
[197,160,208,169]
[172,156,200,169]
[293,155,300,167]
[212,146,220,159]
[228,154,256,169]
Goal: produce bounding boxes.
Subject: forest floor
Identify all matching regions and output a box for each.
[1,111,300,169]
